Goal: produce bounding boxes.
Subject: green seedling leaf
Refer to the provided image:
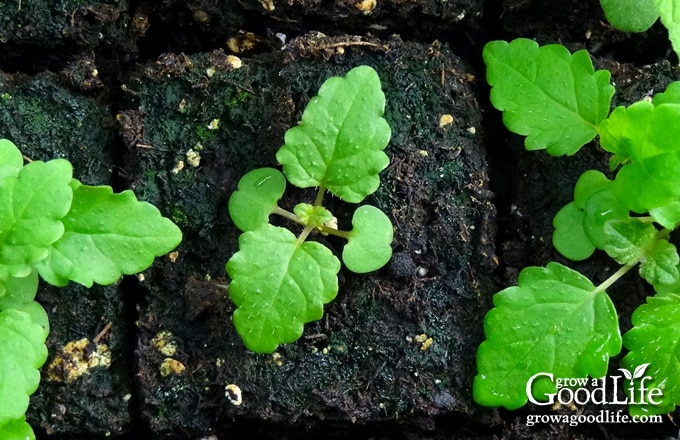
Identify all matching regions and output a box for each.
[0,139,24,179]
[640,239,680,287]
[483,39,614,156]
[0,417,35,440]
[622,293,680,415]
[0,158,73,279]
[229,167,286,232]
[0,272,48,334]
[657,0,680,60]
[226,224,341,353]
[652,81,680,106]
[600,102,680,212]
[294,203,333,229]
[650,200,680,229]
[276,65,391,203]
[600,0,659,32]
[343,205,393,273]
[552,202,594,261]
[0,309,48,425]
[474,262,621,409]
[601,219,657,265]
[35,180,182,287]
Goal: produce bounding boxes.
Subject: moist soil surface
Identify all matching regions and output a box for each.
[2,0,680,439]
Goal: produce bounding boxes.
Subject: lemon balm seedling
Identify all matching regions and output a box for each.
[226,65,393,353]
[0,139,182,439]
[474,38,680,416]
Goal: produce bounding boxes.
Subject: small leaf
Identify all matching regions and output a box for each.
[473,262,621,409]
[35,180,182,287]
[581,184,629,250]
[639,239,680,286]
[622,293,680,415]
[0,159,73,277]
[552,202,595,261]
[228,167,286,232]
[0,139,24,179]
[600,0,659,32]
[343,205,393,273]
[0,309,48,425]
[599,102,680,212]
[0,418,35,440]
[483,39,614,155]
[601,219,656,265]
[276,65,391,203]
[657,0,680,60]
[226,224,341,353]
[652,81,680,106]
[650,200,680,229]
[293,203,333,229]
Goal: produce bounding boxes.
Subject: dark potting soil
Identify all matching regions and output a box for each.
[1,0,680,439]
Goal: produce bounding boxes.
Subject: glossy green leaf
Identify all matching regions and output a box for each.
[35,180,182,287]
[601,219,656,265]
[552,202,594,261]
[0,418,35,440]
[0,272,48,335]
[483,39,614,155]
[582,185,628,251]
[650,200,680,229]
[600,0,659,32]
[599,102,680,212]
[0,309,47,425]
[228,167,286,232]
[226,224,341,353]
[276,65,391,203]
[657,0,680,60]
[652,81,680,106]
[473,262,621,409]
[622,293,680,415]
[294,203,333,229]
[343,205,393,273]
[0,159,73,278]
[640,239,680,286]
[0,139,24,179]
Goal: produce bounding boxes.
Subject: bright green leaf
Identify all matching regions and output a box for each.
[657,0,680,60]
[483,39,614,156]
[0,159,73,278]
[343,205,393,273]
[622,293,680,415]
[0,418,35,440]
[473,262,621,409]
[226,224,341,353]
[599,102,680,212]
[294,203,333,229]
[573,170,611,209]
[276,65,391,203]
[652,81,680,106]
[600,0,659,32]
[228,167,286,232]
[0,309,47,425]
[650,200,680,229]
[35,180,182,287]
[0,139,24,179]
[640,239,680,286]
[552,202,594,261]
[582,185,628,250]
[601,219,657,265]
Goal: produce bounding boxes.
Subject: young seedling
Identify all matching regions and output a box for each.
[226,65,393,353]
[599,0,680,59]
[0,139,182,439]
[475,38,680,416]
